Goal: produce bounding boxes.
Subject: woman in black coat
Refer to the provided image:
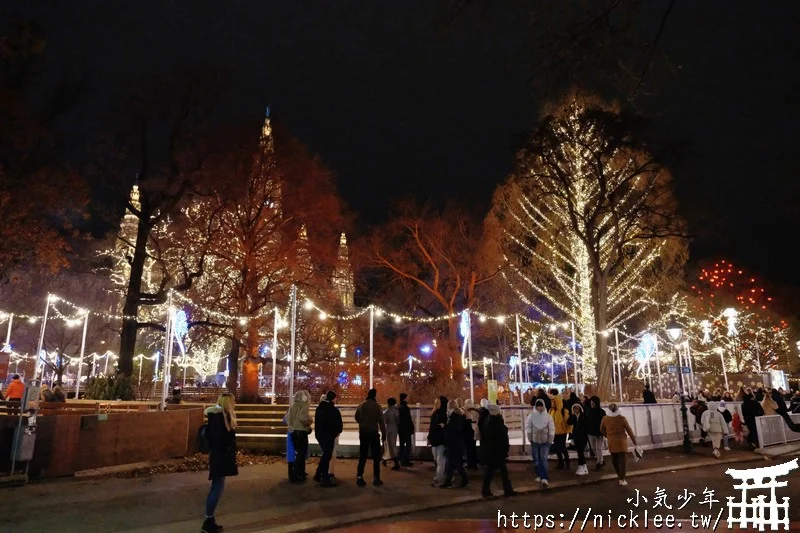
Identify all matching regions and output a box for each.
[741,393,764,448]
[567,403,590,475]
[203,393,238,533]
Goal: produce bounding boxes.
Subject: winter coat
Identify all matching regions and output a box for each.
[741,397,764,427]
[476,406,490,442]
[642,389,657,404]
[398,400,415,436]
[525,400,555,444]
[565,393,580,412]
[444,410,466,455]
[761,395,778,416]
[383,405,400,436]
[480,411,510,466]
[427,396,449,447]
[718,405,733,424]
[355,398,386,435]
[701,409,729,435]
[285,391,312,433]
[586,396,606,437]
[771,389,788,415]
[549,395,572,435]
[314,399,343,440]
[205,406,238,480]
[690,402,707,426]
[534,391,551,412]
[567,405,589,443]
[599,411,636,454]
[5,379,24,400]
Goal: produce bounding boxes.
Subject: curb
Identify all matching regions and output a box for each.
[255,454,763,533]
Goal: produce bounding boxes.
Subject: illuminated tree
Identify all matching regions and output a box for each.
[489,94,686,399]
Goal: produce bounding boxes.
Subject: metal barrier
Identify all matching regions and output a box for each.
[756,414,800,450]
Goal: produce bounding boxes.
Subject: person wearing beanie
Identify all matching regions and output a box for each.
[481,403,516,497]
[383,397,401,470]
[717,400,733,451]
[702,401,730,459]
[427,395,449,487]
[525,399,555,488]
[398,392,415,466]
[599,403,637,486]
[313,390,342,487]
[355,388,386,486]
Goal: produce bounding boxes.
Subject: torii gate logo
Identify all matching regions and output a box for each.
[725,458,798,531]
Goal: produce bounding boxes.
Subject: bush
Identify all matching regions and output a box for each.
[84,375,135,401]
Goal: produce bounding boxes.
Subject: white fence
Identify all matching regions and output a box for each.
[756,414,800,449]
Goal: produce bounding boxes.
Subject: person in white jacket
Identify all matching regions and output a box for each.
[701,402,730,458]
[525,398,555,488]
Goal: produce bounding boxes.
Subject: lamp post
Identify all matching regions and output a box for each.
[666,316,692,454]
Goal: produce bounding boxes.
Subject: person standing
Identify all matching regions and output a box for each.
[585,396,606,471]
[355,388,386,486]
[568,403,589,476]
[202,393,238,533]
[717,400,733,450]
[642,384,657,404]
[5,375,24,401]
[741,392,764,449]
[548,390,572,470]
[427,395,448,487]
[398,392,415,466]
[599,403,637,486]
[525,399,555,488]
[441,400,469,488]
[383,397,401,470]
[701,402,729,458]
[314,390,342,487]
[285,391,312,482]
[462,399,480,469]
[480,404,516,497]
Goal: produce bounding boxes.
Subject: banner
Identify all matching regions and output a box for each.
[487,379,498,405]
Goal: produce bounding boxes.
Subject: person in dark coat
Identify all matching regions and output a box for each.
[586,396,606,470]
[462,399,480,469]
[536,388,552,412]
[480,404,516,497]
[398,392,415,466]
[568,403,590,475]
[741,392,764,448]
[566,391,581,411]
[690,399,708,445]
[441,400,469,488]
[476,399,490,466]
[771,388,800,432]
[354,388,386,487]
[428,395,449,486]
[642,384,657,404]
[203,393,238,533]
[313,390,342,487]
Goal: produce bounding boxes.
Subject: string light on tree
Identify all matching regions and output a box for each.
[701,320,712,344]
[723,307,739,336]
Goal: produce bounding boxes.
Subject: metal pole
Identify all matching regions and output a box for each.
[685,342,696,394]
[103,352,110,375]
[76,312,88,399]
[490,360,494,380]
[35,295,51,381]
[160,292,173,408]
[271,307,278,404]
[514,314,523,387]
[468,313,474,403]
[138,355,143,387]
[289,285,297,401]
[654,334,663,400]
[571,320,578,391]
[550,354,554,387]
[369,305,374,390]
[614,329,622,401]
[5,312,13,347]
[677,345,692,453]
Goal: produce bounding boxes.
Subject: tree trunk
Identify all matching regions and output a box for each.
[240,324,261,403]
[593,274,612,400]
[446,316,465,382]
[118,215,151,377]
[226,336,240,395]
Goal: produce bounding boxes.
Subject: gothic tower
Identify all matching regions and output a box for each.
[332,233,355,309]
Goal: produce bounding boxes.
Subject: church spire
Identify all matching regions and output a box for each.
[332,233,355,309]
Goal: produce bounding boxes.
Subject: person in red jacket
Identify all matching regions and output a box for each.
[5,375,24,400]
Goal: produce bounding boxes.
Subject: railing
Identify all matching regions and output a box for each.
[756,413,800,449]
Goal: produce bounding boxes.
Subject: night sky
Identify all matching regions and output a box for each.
[5,1,800,307]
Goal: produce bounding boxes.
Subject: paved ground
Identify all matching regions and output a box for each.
[0,445,794,533]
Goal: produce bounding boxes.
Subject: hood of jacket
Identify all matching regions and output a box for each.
[205,405,223,416]
[288,391,310,422]
[436,395,449,416]
[550,395,564,411]
[529,399,551,429]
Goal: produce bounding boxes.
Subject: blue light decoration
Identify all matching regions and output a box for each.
[337,371,348,386]
[509,355,519,368]
[408,354,414,372]
[420,344,432,355]
[355,348,362,356]
[635,333,657,362]
[259,344,270,356]
[353,375,363,386]
[459,310,470,338]
[173,309,189,339]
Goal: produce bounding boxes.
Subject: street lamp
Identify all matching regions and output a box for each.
[665,316,692,454]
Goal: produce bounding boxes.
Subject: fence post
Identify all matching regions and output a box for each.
[757,417,766,450]
[415,402,421,455]
[520,408,526,454]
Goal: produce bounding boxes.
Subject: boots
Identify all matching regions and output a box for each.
[201,517,223,533]
[391,458,401,471]
[288,462,295,482]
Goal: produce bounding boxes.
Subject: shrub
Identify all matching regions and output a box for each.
[84,375,135,401]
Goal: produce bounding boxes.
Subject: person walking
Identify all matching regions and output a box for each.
[355,388,386,486]
[202,393,238,533]
[526,399,555,488]
[441,399,469,488]
[642,384,657,404]
[427,395,448,487]
[701,402,729,458]
[4,374,24,401]
[480,404,516,497]
[462,399,480,469]
[568,403,589,476]
[314,390,342,487]
[398,392,415,466]
[586,396,606,471]
[383,397,401,470]
[741,392,764,449]
[285,391,312,482]
[599,403,637,486]
[549,390,572,470]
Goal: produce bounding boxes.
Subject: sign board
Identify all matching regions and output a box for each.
[22,380,41,411]
[682,366,692,374]
[0,351,9,382]
[487,380,498,405]
[667,365,677,374]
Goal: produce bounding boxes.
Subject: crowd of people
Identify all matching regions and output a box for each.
[0,374,67,403]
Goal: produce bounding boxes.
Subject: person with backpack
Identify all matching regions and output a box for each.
[548,389,572,470]
[702,402,730,458]
[314,390,342,487]
[202,393,238,533]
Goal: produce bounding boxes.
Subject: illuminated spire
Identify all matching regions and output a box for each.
[332,233,355,309]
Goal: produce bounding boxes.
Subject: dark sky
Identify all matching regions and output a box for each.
[5,1,800,303]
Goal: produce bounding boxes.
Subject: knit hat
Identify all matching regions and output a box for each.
[487,404,501,416]
[367,388,377,399]
[326,390,337,402]
[717,400,726,411]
